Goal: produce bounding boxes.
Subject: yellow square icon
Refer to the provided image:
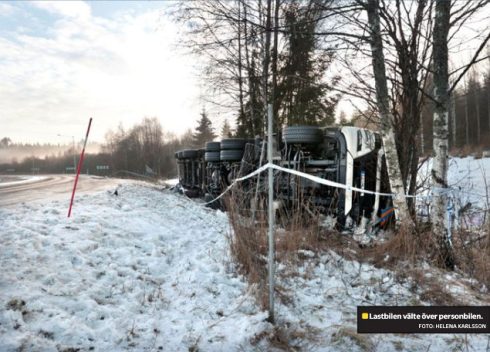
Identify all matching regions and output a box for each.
[362,313,369,320]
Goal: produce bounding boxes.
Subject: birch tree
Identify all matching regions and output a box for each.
[431,0,454,268]
[365,0,412,225]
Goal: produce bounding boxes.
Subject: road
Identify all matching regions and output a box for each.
[0,175,123,207]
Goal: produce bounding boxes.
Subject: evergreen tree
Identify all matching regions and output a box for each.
[337,111,352,126]
[276,1,340,127]
[193,109,217,147]
[0,137,12,148]
[221,119,233,138]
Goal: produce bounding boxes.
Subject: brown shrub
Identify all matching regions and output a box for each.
[367,223,436,268]
[452,227,490,289]
[225,184,327,310]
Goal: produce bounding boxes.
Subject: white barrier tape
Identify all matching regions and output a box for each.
[192,162,486,206]
[201,163,270,205]
[268,164,474,200]
[267,163,400,198]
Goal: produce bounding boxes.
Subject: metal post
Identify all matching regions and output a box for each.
[68,118,93,218]
[267,104,275,323]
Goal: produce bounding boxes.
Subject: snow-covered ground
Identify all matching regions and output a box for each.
[0,183,267,351]
[418,156,490,205]
[1,169,488,351]
[418,156,490,227]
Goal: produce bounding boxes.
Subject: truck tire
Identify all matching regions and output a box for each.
[205,151,220,162]
[282,126,323,144]
[205,142,221,152]
[181,149,198,159]
[220,139,247,150]
[220,149,244,161]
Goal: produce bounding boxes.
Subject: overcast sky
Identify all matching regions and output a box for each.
[0,1,487,145]
[0,1,203,144]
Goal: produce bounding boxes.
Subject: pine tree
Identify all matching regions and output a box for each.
[193,109,217,147]
[221,119,233,138]
[276,1,339,127]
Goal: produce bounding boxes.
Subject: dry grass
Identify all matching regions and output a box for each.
[226,185,330,311]
[419,280,462,305]
[226,179,490,350]
[331,327,374,352]
[452,227,490,289]
[250,325,320,351]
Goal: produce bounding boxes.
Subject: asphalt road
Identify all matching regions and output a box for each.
[0,175,122,207]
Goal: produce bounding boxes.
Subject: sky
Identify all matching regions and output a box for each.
[0,1,203,144]
[0,1,487,145]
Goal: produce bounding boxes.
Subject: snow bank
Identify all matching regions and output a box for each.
[0,184,267,351]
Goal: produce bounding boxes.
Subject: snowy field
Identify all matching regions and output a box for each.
[418,156,490,227]
[1,163,489,351]
[419,156,490,205]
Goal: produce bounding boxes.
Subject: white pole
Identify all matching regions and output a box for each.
[267,104,275,323]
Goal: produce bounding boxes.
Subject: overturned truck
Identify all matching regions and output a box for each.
[175,126,394,229]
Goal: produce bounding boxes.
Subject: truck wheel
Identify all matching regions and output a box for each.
[181,149,198,159]
[204,151,220,162]
[205,142,221,152]
[220,149,244,161]
[282,126,323,144]
[220,139,247,150]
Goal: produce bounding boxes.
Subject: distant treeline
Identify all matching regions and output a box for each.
[0,117,196,178]
[0,153,112,175]
[420,69,490,154]
[0,137,100,164]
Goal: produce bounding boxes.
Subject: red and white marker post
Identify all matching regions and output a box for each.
[67,117,93,218]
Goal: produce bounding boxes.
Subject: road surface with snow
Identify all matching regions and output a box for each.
[0,174,123,207]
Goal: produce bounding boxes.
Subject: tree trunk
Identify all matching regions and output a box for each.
[420,114,425,154]
[431,0,454,268]
[366,0,412,225]
[488,82,490,133]
[271,0,280,125]
[237,0,245,122]
[476,88,480,145]
[262,0,273,130]
[488,82,490,132]
[465,84,469,146]
[451,94,456,148]
[242,1,256,136]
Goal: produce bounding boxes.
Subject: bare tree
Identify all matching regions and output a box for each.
[431,0,454,268]
[365,0,412,224]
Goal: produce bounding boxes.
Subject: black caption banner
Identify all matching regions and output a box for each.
[357,306,490,333]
